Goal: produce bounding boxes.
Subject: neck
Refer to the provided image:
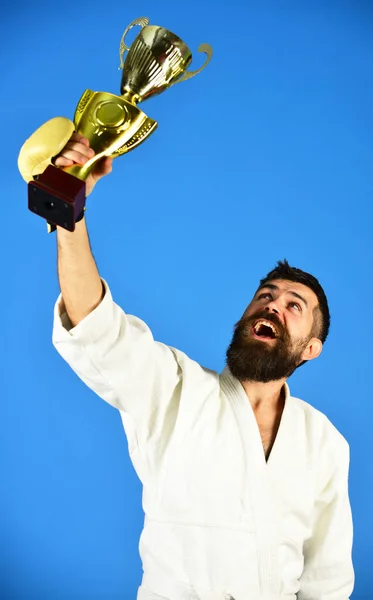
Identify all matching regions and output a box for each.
[239,378,286,411]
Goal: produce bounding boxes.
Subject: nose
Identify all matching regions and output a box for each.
[265,302,279,315]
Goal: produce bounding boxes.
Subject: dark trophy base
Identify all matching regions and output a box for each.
[28,165,86,232]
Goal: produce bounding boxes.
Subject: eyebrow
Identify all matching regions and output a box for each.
[257,283,308,308]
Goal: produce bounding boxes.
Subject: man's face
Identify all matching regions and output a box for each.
[226,279,322,383]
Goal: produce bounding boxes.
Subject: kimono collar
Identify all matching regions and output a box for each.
[219,365,291,403]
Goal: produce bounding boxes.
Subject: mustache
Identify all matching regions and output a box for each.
[235,311,286,336]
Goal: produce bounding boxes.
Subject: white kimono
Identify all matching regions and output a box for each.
[52,280,354,600]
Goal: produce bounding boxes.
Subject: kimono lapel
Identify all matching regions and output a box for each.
[219,368,291,598]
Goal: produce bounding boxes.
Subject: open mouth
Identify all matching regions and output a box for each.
[251,319,278,341]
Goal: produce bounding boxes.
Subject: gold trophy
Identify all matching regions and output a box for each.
[18,17,212,233]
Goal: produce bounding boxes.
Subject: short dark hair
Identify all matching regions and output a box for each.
[259,259,331,343]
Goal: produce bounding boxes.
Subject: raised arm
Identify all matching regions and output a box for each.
[54,134,112,327]
[48,134,210,480]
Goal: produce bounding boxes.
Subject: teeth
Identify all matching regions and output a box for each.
[254,320,277,335]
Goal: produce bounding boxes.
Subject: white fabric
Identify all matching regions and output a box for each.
[52,279,354,600]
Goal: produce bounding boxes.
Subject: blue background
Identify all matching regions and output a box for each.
[2,0,372,598]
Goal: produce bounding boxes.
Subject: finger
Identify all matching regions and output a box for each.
[53,156,74,167]
[63,141,95,158]
[56,149,91,165]
[70,132,90,147]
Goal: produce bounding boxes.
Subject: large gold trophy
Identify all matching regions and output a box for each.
[18,17,212,233]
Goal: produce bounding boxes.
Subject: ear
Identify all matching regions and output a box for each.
[301,337,323,362]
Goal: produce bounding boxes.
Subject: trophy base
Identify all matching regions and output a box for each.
[28,165,86,232]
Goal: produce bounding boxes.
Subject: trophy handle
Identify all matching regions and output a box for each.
[119,17,150,69]
[172,43,213,85]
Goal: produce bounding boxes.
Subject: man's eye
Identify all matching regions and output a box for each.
[289,302,301,311]
[258,293,272,300]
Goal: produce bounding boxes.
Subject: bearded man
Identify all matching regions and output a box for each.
[49,134,353,600]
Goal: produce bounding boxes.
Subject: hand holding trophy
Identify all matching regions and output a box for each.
[53,133,113,198]
[18,17,212,233]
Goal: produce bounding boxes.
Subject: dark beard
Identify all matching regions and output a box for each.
[226,311,309,383]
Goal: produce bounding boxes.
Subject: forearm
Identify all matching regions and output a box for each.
[56,217,104,327]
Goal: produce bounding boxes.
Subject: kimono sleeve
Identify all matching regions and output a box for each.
[52,279,183,450]
[298,440,354,600]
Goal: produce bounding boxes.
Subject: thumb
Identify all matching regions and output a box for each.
[92,156,113,182]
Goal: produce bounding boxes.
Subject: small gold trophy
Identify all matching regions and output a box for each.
[19,17,212,232]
